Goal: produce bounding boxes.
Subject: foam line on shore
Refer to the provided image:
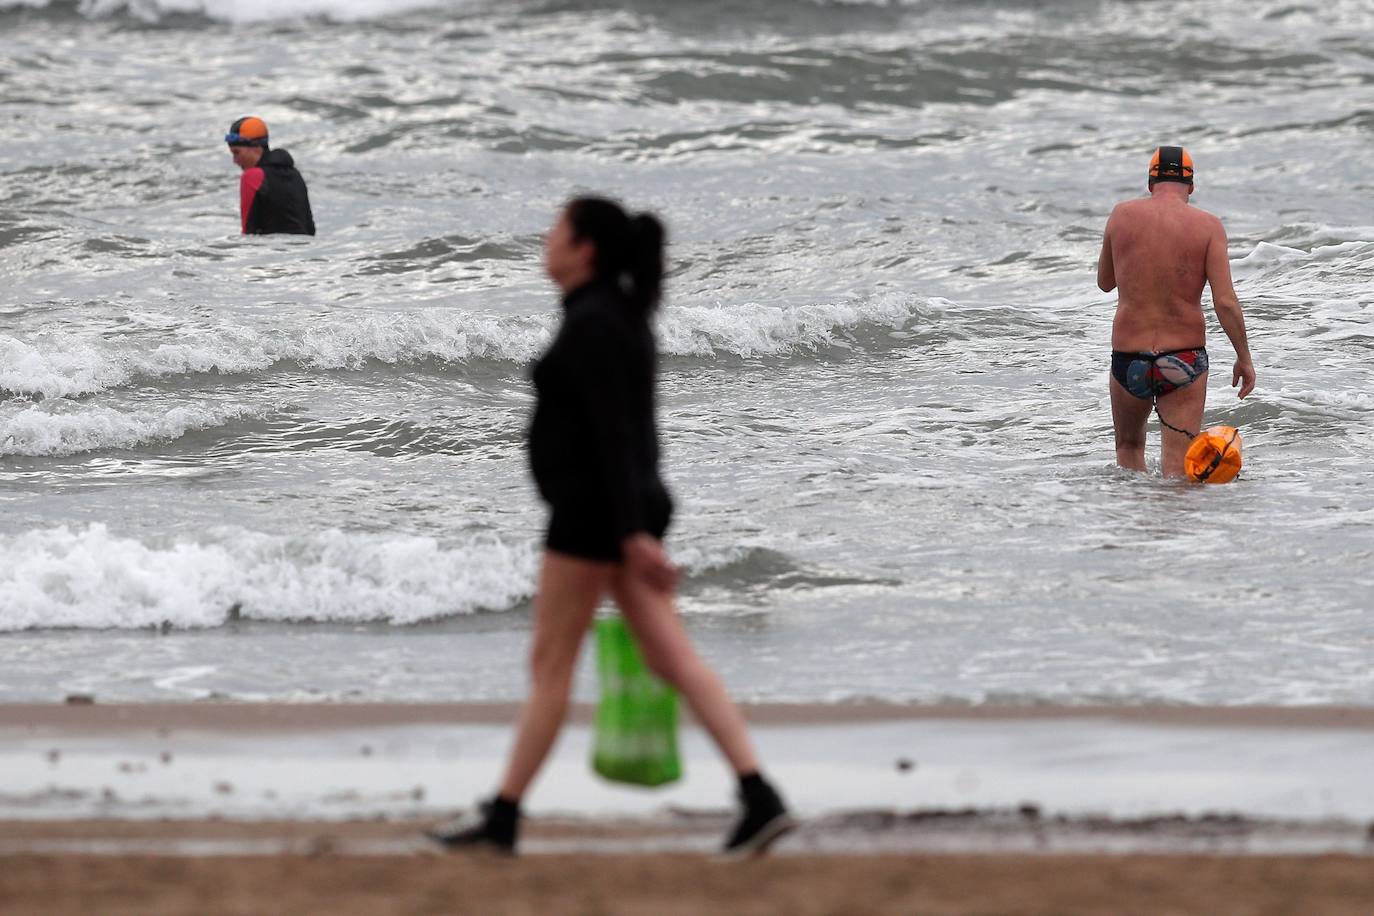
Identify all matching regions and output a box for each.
[3,813,1371,857]
[5,705,1374,827]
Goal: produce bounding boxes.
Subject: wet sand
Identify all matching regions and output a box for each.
[5,839,1374,916]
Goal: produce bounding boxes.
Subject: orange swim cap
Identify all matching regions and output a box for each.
[1149,145,1194,186]
[225,116,269,147]
[1185,426,1242,483]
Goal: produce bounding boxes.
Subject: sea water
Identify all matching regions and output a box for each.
[1,0,1371,704]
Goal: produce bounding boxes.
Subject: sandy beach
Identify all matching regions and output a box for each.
[4,702,1374,913]
[7,843,1374,915]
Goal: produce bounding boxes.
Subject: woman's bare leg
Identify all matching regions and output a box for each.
[498,550,615,800]
[613,569,759,775]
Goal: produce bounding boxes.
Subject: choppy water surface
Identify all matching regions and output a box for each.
[2,0,1372,704]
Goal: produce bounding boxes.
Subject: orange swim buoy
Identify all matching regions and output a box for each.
[1185,426,1243,483]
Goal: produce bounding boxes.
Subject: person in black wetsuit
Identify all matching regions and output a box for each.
[428,196,793,857]
[224,116,315,236]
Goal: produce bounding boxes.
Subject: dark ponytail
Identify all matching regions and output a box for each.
[566,196,665,314]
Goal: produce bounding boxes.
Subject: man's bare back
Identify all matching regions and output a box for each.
[1096,147,1255,476]
[1100,194,1220,351]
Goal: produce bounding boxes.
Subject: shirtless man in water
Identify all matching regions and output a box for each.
[1097,146,1256,477]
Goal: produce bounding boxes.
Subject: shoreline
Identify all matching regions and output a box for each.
[4,811,1372,858]
[7,700,1374,731]
[6,700,1374,833]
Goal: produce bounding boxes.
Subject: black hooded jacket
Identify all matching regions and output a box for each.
[527,279,667,540]
[239,148,315,236]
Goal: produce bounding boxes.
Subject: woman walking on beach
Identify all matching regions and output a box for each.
[429,197,792,856]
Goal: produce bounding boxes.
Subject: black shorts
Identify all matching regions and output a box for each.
[545,490,673,563]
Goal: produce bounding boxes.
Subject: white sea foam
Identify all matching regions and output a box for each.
[1269,387,1374,419]
[0,0,464,23]
[0,524,540,631]
[1232,237,1374,276]
[0,402,256,457]
[2,296,924,398]
[1310,240,1374,261]
[0,524,781,631]
[660,294,921,358]
[0,313,553,399]
[0,338,128,401]
[1233,241,1312,269]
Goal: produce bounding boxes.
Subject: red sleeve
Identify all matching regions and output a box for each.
[239,168,265,234]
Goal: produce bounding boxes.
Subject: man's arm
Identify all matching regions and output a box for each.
[1096,214,1116,292]
[1204,217,1256,398]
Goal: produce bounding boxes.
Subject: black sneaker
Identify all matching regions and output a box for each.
[722,786,795,858]
[426,798,518,854]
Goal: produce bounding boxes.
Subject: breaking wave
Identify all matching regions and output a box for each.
[0,402,258,457]
[0,524,540,630]
[1,295,928,398]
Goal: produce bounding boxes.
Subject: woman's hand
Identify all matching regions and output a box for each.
[621,532,679,594]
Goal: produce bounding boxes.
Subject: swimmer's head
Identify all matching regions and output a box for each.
[1148,145,1194,190]
[225,116,270,149]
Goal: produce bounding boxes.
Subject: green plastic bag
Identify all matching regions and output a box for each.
[592,615,682,787]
